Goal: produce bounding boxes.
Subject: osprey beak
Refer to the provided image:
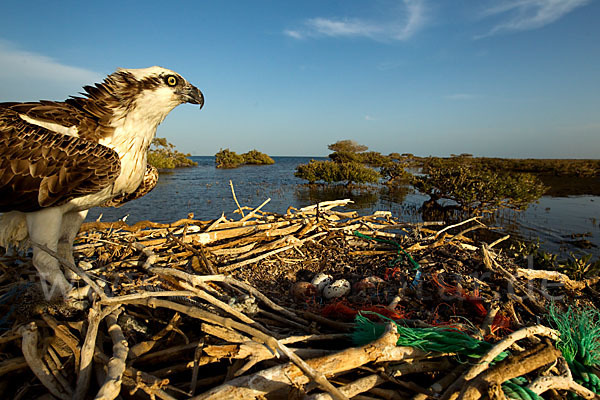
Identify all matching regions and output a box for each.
[183,84,204,109]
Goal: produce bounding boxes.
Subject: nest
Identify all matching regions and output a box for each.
[1,198,599,399]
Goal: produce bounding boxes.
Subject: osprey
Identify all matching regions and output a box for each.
[0,66,204,298]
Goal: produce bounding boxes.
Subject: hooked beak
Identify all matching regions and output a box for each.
[183,84,204,109]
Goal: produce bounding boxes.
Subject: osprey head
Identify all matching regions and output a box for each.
[117,66,204,110]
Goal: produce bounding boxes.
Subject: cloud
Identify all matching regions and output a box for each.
[478,0,591,37]
[0,40,102,100]
[365,115,376,121]
[284,0,427,41]
[283,30,304,40]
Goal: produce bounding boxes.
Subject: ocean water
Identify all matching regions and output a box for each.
[86,156,600,258]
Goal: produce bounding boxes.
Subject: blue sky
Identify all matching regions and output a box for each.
[1,0,598,157]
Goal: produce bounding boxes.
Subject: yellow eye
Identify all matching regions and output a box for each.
[166,75,178,86]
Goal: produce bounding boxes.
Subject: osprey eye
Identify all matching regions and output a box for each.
[166,75,178,86]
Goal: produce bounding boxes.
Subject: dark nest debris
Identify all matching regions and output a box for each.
[1,198,600,399]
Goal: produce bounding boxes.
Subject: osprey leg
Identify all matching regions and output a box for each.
[58,210,88,281]
[26,208,72,298]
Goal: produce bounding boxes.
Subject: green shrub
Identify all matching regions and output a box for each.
[295,160,380,185]
[412,158,547,210]
[215,148,245,168]
[242,150,275,165]
[147,138,198,169]
[380,161,411,184]
[215,148,274,168]
[329,151,363,164]
[360,151,389,167]
[328,139,368,153]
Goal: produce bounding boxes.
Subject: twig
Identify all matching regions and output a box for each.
[95,307,128,400]
[489,235,510,249]
[74,303,120,400]
[433,216,481,239]
[516,268,599,291]
[19,322,72,400]
[130,297,348,400]
[460,342,562,400]
[229,180,245,217]
[0,356,28,376]
[41,313,82,370]
[192,323,424,399]
[465,325,558,380]
[527,357,597,399]
[240,198,271,222]
[441,325,559,400]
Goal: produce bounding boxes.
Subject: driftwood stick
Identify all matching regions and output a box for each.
[192,323,425,399]
[19,322,72,400]
[189,340,205,396]
[133,341,202,366]
[240,198,271,222]
[441,325,559,400]
[280,333,349,345]
[224,276,310,325]
[41,313,82,370]
[221,231,327,272]
[489,235,510,249]
[0,356,29,376]
[229,180,245,217]
[310,374,386,400]
[80,218,208,233]
[95,350,177,400]
[130,297,347,400]
[178,280,278,337]
[166,230,218,274]
[100,290,196,305]
[205,213,227,232]
[128,313,183,360]
[141,267,308,330]
[433,216,480,239]
[178,281,257,325]
[74,303,119,400]
[221,244,295,272]
[460,342,562,400]
[516,268,599,291]
[94,307,128,400]
[464,325,559,381]
[0,332,21,345]
[481,245,547,312]
[527,357,597,399]
[297,199,353,214]
[44,346,72,394]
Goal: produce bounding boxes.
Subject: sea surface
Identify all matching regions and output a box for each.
[86,156,600,258]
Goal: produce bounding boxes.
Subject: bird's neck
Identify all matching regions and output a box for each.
[99,100,176,194]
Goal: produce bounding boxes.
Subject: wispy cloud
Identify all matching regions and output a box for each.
[478,0,591,37]
[365,115,376,121]
[0,40,102,100]
[284,0,427,41]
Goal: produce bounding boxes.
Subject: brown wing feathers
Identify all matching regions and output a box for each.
[0,108,120,212]
[102,164,158,207]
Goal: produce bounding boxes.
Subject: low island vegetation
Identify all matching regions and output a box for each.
[147,137,198,169]
[215,148,274,168]
[295,139,554,213]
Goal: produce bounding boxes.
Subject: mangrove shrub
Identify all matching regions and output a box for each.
[412,158,547,210]
[295,160,380,185]
[215,148,274,168]
[147,137,198,169]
